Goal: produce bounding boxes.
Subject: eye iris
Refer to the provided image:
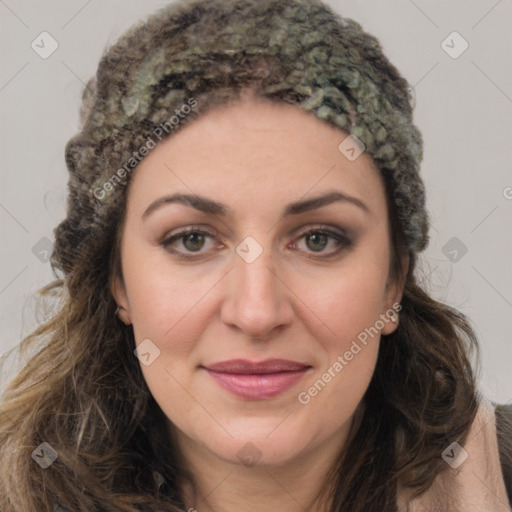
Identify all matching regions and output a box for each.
[183,233,205,251]
[306,232,328,252]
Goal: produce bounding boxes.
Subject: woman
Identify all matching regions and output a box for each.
[0,0,510,510]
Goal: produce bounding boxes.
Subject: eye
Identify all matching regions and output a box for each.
[161,227,219,259]
[161,224,353,261]
[291,226,353,258]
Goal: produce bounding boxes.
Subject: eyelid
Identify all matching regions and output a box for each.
[160,225,220,259]
[289,224,353,256]
[291,222,349,238]
[159,224,225,254]
[160,224,218,242]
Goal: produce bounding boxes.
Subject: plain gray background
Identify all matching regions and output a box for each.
[1,0,511,402]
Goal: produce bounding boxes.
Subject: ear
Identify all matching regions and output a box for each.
[111,275,132,325]
[380,251,409,336]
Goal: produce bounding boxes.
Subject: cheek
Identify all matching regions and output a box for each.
[123,242,215,341]
[294,252,390,346]
[128,279,214,366]
[291,250,389,406]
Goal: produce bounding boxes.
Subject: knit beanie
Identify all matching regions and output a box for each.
[54,0,429,277]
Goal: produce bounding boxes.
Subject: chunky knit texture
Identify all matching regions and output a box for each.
[55,0,429,275]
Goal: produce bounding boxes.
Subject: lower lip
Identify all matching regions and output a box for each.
[205,368,309,399]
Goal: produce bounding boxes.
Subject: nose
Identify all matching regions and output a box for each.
[220,242,294,340]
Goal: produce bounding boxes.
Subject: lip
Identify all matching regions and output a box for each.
[202,359,311,399]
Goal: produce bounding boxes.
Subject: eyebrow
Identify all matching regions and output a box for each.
[142,190,370,219]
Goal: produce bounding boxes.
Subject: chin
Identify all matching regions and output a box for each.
[216,438,302,468]
[202,417,317,468]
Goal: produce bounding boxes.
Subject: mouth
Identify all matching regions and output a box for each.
[202,359,311,399]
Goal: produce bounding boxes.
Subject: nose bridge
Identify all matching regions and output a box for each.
[221,236,293,338]
[236,246,275,299]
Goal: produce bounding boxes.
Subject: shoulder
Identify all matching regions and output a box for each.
[398,397,512,511]
[494,401,512,505]
[459,397,512,509]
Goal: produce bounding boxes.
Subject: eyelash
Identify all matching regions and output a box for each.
[160,224,353,260]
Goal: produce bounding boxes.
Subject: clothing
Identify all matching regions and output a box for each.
[397,397,512,511]
[496,402,512,505]
[56,0,430,279]
[51,398,511,511]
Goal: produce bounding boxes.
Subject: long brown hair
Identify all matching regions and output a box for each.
[0,0,488,510]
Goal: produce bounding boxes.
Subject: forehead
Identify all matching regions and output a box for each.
[125,98,386,220]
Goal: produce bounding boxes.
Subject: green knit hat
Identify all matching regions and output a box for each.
[54,0,429,276]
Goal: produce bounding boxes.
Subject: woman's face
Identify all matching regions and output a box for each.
[113,96,405,469]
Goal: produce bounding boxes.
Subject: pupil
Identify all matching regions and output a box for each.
[184,233,204,251]
[307,233,327,251]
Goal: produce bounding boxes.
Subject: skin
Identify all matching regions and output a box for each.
[113,92,407,512]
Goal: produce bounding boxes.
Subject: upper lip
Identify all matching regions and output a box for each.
[203,359,310,374]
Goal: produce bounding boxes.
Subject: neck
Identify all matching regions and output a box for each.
[170,414,362,512]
